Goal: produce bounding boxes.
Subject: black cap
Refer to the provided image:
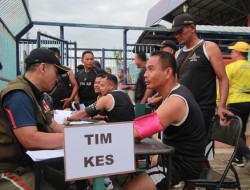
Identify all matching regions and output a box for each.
[171,13,196,32]
[154,40,178,51]
[25,48,70,74]
[48,47,60,56]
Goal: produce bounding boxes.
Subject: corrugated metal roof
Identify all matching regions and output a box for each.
[197,25,250,35]
[146,0,250,27]
[134,24,250,53]
[0,0,32,38]
[145,0,185,27]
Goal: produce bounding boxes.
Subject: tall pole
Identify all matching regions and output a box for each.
[123,29,128,83]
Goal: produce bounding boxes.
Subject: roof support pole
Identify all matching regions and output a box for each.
[60,26,64,40]
[101,48,105,69]
[248,15,250,27]
[123,29,128,84]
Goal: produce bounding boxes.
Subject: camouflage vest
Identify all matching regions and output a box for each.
[0,76,53,172]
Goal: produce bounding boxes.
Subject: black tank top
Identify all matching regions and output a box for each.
[176,42,216,110]
[49,73,71,109]
[104,91,135,122]
[135,67,146,103]
[163,85,206,159]
[76,68,105,106]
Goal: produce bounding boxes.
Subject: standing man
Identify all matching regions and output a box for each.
[123,53,154,104]
[105,67,112,74]
[124,51,206,190]
[225,41,250,169]
[75,50,105,108]
[0,48,70,189]
[154,40,178,55]
[171,13,231,158]
[117,69,125,91]
[134,53,154,103]
[117,68,131,92]
[93,60,102,69]
[48,47,78,110]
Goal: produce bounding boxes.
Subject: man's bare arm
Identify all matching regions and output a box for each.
[206,41,232,118]
[14,126,64,150]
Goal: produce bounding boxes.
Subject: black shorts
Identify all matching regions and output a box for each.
[147,156,202,190]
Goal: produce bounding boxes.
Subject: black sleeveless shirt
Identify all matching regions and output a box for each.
[176,41,216,110]
[162,85,206,159]
[76,68,105,106]
[135,67,147,103]
[49,73,71,109]
[104,91,135,122]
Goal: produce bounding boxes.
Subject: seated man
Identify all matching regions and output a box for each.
[0,48,71,190]
[94,73,106,100]
[66,74,134,123]
[124,51,206,190]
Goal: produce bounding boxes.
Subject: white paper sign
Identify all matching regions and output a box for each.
[64,122,135,181]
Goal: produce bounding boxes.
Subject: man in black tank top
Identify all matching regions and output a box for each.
[122,53,154,103]
[171,14,232,161]
[75,51,106,107]
[124,51,206,190]
[67,74,134,123]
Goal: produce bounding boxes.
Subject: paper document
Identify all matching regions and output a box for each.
[53,110,73,124]
[26,149,64,161]
[53,110,94,125]
[70,121,94,125]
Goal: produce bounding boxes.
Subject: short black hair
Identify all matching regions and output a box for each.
[100,74,118,86]
[136,52,147,61]
[96,73,107,78]
[150,51,177,74]
[82,50,94,59]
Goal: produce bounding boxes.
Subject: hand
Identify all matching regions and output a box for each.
[63,117,70,126]
[92,114,107,120]
[73,99,80,110]
[147,96,162,108]
[216,105,233,119]
[216,105,233,126]
[97,120,107,124]
[121,85,129,90]
[219,117,231,127]
[61,98,72,109]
